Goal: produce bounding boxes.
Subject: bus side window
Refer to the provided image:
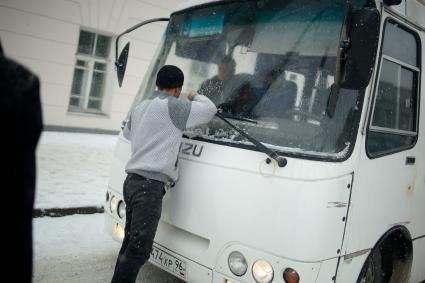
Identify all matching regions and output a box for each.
[367,19,421,158]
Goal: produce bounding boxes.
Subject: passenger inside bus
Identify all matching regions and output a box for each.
[198,55,236,105]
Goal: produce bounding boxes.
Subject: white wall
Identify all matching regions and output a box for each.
[0,0,185,131]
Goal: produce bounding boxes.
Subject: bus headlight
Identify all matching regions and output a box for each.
[110,196,118,213]
[228,251,248,276]
[252,260,274,283]
[118,201,126,218]
[114,223,124,241]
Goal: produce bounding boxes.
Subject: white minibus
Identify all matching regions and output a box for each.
[105,0,425,282]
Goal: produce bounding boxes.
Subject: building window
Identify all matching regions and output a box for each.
[68,30,112,113]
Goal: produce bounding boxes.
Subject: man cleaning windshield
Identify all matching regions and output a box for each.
[111,65,217,283]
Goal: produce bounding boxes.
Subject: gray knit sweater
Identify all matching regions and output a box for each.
[123,91,217,183]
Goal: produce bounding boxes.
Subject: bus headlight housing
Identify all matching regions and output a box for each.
[118,201,126,218]
[228,251,248,276]
[110,196,118,213]
[252,260,274,283]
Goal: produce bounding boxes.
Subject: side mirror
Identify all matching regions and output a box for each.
[339,7,380,89]
[116,42,130,87]
[327,7,380,117]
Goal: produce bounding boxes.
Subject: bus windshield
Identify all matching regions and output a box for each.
[132,0,370,160]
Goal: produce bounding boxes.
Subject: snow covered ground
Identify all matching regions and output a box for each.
[33,131,183,282]
[35,131,117,209]
[34,214,183,283]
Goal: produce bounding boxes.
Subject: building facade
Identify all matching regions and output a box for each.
[0,0,185,133]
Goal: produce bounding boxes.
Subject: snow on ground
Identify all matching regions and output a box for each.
[33,213,183,283]
[35,131,118,209]
[33,132,184,282]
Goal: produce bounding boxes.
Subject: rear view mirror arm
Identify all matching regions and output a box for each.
[115,17,169,65]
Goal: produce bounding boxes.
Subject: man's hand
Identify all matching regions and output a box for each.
[188,91,197,101]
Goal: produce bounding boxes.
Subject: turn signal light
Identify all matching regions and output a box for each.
[283,268,300,283]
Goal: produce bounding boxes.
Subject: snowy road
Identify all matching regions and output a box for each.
[34,214,184,283]
[34,132,185,282]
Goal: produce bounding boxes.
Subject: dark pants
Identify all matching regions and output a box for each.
[111,173,165,283]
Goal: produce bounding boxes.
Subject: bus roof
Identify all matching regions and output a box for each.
[174,0,220,13]
[404,0,425,29]
[174,0,424,28]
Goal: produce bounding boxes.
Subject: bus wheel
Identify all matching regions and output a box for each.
[358,249,383,283]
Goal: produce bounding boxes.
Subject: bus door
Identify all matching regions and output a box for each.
[349,12,421,260]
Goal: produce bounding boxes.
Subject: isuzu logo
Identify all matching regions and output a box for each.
[179,142,203,157]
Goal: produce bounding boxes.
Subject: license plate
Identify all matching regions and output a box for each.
[149,245,187,280]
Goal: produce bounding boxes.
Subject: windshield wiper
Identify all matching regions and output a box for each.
[215,112,287,168]
[219,112,258,124]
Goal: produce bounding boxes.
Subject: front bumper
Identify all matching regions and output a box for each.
[105,209,213,282]
[104,191,337,283]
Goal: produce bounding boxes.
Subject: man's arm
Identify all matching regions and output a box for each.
[185,92,217,128]
[167,92,217,131]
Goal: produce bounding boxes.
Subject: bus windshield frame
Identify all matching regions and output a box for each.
[130,0,374,161]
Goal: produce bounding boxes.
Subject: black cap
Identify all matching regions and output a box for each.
[156,65,184,89]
